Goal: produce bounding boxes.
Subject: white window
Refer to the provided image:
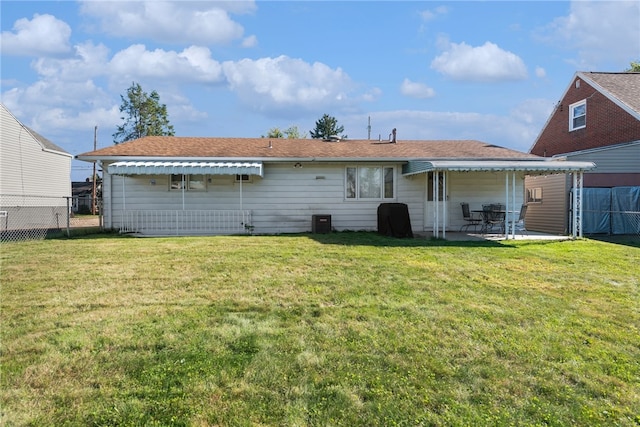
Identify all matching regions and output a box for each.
[170,174,185,190]
[527,187,542,203]
[170,174,207,191]
[188,174,206,191]
[569,100,586,131]
[346,166,395,200]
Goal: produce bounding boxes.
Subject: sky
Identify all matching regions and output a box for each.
[1,1,639,181]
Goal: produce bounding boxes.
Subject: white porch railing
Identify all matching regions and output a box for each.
[120,210,252,235]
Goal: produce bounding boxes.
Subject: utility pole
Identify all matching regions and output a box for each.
[91,126,97,215]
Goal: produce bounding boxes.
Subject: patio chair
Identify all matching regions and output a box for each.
[507,204,528,235]
[460,202,482,232]
[483,204,505,234]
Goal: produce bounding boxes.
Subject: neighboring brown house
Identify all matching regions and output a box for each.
[526,72,640,235]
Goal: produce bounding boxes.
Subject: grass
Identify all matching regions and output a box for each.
[1,232,639,426]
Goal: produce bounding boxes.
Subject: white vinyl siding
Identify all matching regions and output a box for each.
[102,162,530,235]
[0,105,71,199]
[103,162,421,234]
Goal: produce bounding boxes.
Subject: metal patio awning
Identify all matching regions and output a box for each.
[402,160,596,176]
[108,161,263,177]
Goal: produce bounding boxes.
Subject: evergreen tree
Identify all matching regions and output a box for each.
[309,114,345,139]
[113,82,175,144]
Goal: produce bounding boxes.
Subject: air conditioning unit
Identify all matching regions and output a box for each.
[312,214,331,233]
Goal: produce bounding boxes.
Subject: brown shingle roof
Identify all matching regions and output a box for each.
[583,72,640,114]
[77,137,539,161]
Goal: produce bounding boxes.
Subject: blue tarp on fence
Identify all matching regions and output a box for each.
[582,186,640,234]
[612,186,640,234]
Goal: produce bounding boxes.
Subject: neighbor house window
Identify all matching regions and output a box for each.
[345,166,395,200]
[170,174,207,191]
[235,174,252,183]
[527,187,543,203]
[569,100,586,131]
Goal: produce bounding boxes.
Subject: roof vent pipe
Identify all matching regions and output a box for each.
[390,128,396,143]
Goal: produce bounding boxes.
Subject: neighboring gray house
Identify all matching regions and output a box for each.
[0,103,73,238]
[77,135,593,239]
[526,72,640,235]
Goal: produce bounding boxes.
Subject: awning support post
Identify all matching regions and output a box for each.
[239,174,243,211]
[511,172,516,238]
[442,171,447,239]
[572,171,584,238]
[433,171,439,238]
[504,173,509,239]
[182,175,185,211]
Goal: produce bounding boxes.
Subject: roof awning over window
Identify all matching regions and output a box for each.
[402,160,596,176]
[108,161,263,177]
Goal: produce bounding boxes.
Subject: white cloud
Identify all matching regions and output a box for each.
[535,66,546,78]
[109,45,224,83]
[79,1,253,45]
[419,6,448,22]
[33,42,110,81]
[400,78,435,99]
[345,99,552,152]
[0,14,71,56]
[221,55,354,113]
[536,1,640,69]
[32,105,121,134]
[242,35,258,48]
[431,39,528,82]
[362,87,382,103]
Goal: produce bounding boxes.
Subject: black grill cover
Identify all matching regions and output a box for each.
[377,203,413,238]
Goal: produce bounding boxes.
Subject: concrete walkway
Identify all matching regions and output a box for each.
[422,231,573,241]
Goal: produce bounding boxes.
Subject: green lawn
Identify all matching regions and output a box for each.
[1,233,639,426]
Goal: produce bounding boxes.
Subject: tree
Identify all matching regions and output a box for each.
[626,61,640,72]
[284,125,305,139]
[262,125,306,139]
[264,127,284,138]
[309,114,345,139]
[113,82,175,144]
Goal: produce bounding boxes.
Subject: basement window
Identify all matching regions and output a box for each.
[569,100,586,131]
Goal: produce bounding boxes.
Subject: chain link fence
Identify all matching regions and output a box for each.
[0,194,102,243]
[582,209,640,238]
[616,211,640,238]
